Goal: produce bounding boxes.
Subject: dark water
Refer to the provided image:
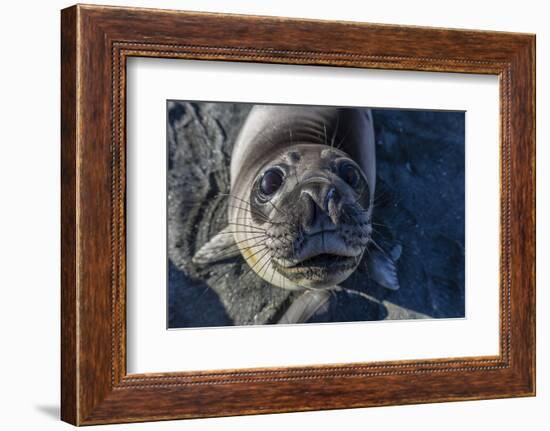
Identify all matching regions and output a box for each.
[167,102,465,328]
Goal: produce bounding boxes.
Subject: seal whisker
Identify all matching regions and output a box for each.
[335,126,352,150]
[362,251,371,279]
[208,233,267,247]
[256,254,274,281]
[226,203,296,228]
[194,283,217,305]
[269,260,277,286]
[353,254,365,292]
[210,243,264,262]
[220,193,264,212]
[330,114,340,148]
[231,216,265,223]
[225,222,268,232]
[373,189,392,204]
[369,237,392,262]
[224,196,267,213]
[227,207,271,225]
[207,245,269,289]
[239,248,272,283]
[224,193,297,227]
[266,196,292,219]
[241,246,270,264]
[215,230,267,236]
[226,201,265,214]
[204,235,269,261]
[370,227,387,238]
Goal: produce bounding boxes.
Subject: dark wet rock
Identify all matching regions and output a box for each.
[167,102,465,328]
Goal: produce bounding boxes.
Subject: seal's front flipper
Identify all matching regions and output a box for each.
[192,226,240,265]
[366,245,401,291]
[278,290,331,324]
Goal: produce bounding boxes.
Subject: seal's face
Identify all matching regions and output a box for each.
[247,144,372,289]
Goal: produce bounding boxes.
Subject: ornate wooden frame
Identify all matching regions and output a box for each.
[61,4,536,425]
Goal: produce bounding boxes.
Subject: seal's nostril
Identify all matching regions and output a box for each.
[301,192,317,229]
[324,187,340,212]
[326,187,341,224]
[310,199,318,227]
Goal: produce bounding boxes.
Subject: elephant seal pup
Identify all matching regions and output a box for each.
[194,105,399,323]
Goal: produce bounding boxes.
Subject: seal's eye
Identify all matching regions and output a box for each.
[260,168,284,196]
[339,162,361,188]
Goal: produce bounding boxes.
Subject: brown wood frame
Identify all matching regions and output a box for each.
[61,4,536,426]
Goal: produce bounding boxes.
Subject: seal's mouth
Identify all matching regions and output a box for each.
[274,230,363,269]
[271,251,359,287]
[269,228,365,288]
[284,253,357,270]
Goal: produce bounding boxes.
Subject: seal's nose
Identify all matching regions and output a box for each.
[300,182,340,233]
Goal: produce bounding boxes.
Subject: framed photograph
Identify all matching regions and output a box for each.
[61,4,536,425]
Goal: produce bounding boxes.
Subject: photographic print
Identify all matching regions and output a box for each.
[167,102,465,328]
[60,6,535,423]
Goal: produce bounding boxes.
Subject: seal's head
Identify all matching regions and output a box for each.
[241,144,372,289]
[200,105,379,292]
